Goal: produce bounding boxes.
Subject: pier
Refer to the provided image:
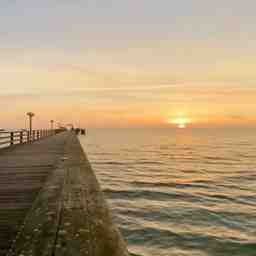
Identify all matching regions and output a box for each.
[0,131,128,256]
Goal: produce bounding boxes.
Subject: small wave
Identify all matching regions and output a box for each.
[122,226,256,255]
[203,156,240,161]
[103,188,202,202]
[193,179,215,185]
[92,160,165,165]
[236,153,256,159]
[203,160,238,166]
[227,173,256,183]
[197,192,256,207]
[130,181,209,189]
[92,161,127,165]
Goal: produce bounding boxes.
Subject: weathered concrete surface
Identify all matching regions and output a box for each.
[0,132,128,256]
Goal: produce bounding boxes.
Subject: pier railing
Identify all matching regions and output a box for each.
[0,129,59,148]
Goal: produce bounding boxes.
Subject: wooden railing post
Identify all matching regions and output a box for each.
[32,130,35,141]
[20,131,23,144]
[37,131,40,140]
[10,132,14,145]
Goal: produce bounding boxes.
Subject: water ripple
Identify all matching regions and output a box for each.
[79,128,256,256]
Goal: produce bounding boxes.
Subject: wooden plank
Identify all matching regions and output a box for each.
[0,132,70,255]
[6,168,66,256]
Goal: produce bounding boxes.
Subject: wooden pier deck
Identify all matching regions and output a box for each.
[0,131,128,256]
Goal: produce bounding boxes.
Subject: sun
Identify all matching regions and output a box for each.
[178,123,186,129]
[167,117,191,128]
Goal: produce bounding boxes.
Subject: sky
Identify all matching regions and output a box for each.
[1,0,256,129]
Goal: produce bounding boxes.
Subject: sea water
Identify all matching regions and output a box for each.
[79,128,256,256]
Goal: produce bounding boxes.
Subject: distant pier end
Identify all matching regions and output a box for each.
[0,131,128,256]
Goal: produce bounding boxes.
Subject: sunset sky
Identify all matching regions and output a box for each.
[1,1,256,129]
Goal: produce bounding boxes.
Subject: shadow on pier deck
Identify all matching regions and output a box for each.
[0,131,128,256]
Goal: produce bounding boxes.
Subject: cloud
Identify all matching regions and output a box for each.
[228,114,248,120]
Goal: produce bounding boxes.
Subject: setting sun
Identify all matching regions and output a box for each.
[178,123,186,129]
[167,117,191,128]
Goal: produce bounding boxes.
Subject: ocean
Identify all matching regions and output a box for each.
[79,128,256,256]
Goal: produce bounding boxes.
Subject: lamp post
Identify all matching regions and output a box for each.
[26,112,35,141]
[50,120,54,130]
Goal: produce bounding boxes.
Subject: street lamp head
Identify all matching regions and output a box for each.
[27,112,35,117]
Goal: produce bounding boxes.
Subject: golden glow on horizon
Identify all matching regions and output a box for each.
[1,63,256,129]
[167,117,191,128]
